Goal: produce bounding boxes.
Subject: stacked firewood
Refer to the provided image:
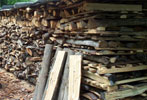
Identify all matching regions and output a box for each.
[0,20,45,84]
[0,0,147,100]
[0,1,61,84]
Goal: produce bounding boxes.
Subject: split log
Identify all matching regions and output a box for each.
[77,21,87,29]
[50,20,58,28]
[69,22,77,31]
[41,19,49,27]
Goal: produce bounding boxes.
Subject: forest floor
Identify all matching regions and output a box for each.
[0,69,34,100]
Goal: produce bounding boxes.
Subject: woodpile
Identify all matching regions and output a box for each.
[0,0,147,100]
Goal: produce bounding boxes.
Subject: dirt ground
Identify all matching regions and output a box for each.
[0,68,146,100]
[0,69,34,100]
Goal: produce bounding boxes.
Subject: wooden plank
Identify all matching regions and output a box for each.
[43,51,67,100]
[53,31,147,36]
[75,49,138,56]
[82,78,108,90]
[83,2,142,12]
[95,48,147,51]
[68,55,82,100]
[33,44,53,100]
[57,49,75,100]
[105,83,147,100]
[83,71,111,85]
[115,76,147,85]
[42,47,62,100]
[98,65,147,74]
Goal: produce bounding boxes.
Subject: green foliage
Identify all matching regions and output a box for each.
[0,0,36,7]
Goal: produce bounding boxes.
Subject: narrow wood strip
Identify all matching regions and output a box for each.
[98,65,147,74]
[115,76,147,85]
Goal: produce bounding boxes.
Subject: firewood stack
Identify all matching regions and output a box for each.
[0,0,147,100]
[0,2,61,84]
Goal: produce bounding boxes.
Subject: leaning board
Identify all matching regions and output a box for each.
[68,55,82,100]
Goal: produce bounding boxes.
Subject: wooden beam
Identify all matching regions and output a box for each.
[53,31,147,36]
[83,2,142,12]
[33,44,53,100]
[68,55,82,100]
[43,51,67,100]
[115,76,147,85]
[105,83,147,100]
[98,65,147,74]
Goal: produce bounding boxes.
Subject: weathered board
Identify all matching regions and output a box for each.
[68,55,82,100]
[83,2,142,12]
[57,49,75,100]
[43,51,67,100]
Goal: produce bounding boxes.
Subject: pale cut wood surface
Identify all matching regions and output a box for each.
[43,51,67,100]
[99,65,147,74]
[68,55,82,100]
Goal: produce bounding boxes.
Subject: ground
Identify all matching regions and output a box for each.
[0,68,146,100]
[0,69,34,100]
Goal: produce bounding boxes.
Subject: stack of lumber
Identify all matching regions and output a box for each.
[0,0,147,100]
[50,0,147,100]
